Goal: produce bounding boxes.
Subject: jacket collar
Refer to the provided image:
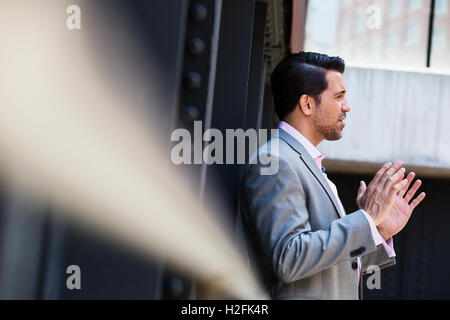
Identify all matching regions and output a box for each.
[278,128,344,218]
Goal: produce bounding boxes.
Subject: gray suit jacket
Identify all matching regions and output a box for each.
[239,129,395,300]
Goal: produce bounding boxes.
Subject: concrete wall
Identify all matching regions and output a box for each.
[319,66,450,176]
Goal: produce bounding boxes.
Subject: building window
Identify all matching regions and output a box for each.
[353,10,366,36]
[408,0,423,12]
[340,18,351,41]
[369,35,382,58]
[435,0,448,16]
[389,0,403,20]
[432,27,447,51]
[430,1,450,68]
[385,30,400,54]
[303,0,433,68]
[343,0,353,7]
[405,21,422,46]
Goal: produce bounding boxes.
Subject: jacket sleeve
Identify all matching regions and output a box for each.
[361,245,396,274]
[243,155,379,283]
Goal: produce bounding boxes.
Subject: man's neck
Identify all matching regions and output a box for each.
[282,118,323,147]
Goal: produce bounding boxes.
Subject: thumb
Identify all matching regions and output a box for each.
[356,181,367,203]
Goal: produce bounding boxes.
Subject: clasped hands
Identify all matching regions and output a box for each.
[356,161,426,241]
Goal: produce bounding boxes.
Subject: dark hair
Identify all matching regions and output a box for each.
[270,51,345,120]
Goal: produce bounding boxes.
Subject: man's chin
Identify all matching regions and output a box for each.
[316,124,344,141]
[325,131,343,141]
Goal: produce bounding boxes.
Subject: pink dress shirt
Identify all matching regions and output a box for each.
[278,121,395,283]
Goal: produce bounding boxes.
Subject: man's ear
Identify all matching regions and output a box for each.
[299,95,313,116]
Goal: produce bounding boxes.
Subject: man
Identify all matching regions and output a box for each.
[239,52,426,299]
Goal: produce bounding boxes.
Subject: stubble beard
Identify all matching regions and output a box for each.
[313,107,344,141]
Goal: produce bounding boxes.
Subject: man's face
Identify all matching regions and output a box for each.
[312,70,350,141]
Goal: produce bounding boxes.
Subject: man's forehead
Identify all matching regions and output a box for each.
[325,70,346,92]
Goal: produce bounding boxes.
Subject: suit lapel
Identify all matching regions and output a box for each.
[278,129,345,219]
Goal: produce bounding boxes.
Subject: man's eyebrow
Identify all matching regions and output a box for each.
[335,90,346,96]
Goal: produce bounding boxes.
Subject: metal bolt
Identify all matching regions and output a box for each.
[167,278,184,298]
[190,3,208,22]
[184,72,202,90]
[182,105,200,124]
[187,37,205,56]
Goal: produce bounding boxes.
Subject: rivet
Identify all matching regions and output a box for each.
[182,105,200,124]
[187,37,205,56]
[167,278,184,297]
[190,3,208,22]
[184,72,202,90]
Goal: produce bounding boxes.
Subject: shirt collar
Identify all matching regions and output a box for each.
[278,121,324,161]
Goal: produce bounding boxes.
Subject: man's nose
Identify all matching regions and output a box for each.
[342,103,351,113]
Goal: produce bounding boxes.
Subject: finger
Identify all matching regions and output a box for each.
[368,162,392,189]
[378,161,403,189]
[405,179,422,203]
[388,178,408,200]
[356,181,367,204]
[358,181,367,196]
[399,172,415,198]
[410,192,426,210]
[383,166,406,190]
